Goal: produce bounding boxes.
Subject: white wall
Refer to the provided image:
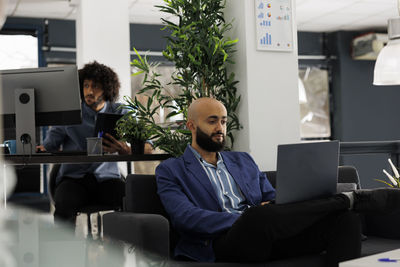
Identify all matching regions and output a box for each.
[225,0,300,171]
[75,0,131,99]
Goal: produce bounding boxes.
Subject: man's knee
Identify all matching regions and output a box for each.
[55,195,81,210]
[54,185,88,210]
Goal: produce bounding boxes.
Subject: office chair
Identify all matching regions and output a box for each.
[48,164,122,239]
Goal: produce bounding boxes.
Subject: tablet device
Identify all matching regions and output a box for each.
[93,113,124,138]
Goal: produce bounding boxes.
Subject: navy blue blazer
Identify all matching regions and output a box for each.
[156,146,276,262]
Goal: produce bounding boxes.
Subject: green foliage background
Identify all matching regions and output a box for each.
[123,0,241,157]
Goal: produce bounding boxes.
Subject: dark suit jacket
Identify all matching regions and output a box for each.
[156,146,276,262]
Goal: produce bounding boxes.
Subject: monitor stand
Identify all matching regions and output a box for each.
[15,88,37,155]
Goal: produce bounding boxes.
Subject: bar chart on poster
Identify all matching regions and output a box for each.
[255,0,293,52]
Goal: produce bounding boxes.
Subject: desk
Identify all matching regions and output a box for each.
[340,249,400,266]
[4,153,171,165]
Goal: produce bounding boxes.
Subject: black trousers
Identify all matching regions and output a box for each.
[213,195,361,267]
[53,173,125,224]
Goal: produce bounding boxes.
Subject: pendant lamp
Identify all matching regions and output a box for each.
[373,0,400,85]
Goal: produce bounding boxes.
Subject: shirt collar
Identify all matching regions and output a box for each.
[99,101,108,113]
[188,144,223,166]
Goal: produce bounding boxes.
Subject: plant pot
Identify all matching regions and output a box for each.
[130,140,145,155]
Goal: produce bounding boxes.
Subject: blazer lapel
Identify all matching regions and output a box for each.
[183,147,220,206]
[221,152,253,204]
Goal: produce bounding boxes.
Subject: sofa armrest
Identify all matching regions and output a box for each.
[103,212,170,258]
[336,183,357,193]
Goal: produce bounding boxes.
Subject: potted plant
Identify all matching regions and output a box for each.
[378,158,400,188]
[126,0,241,156]
[367,158,400,238]
[115,104,156,154]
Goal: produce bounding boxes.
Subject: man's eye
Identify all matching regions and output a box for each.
[221,120,227,125]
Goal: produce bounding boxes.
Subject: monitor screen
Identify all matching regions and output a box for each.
[1,66,82,127]
[0,66,82,154]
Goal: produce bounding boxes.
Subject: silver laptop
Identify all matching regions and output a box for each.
[275,141,339,204]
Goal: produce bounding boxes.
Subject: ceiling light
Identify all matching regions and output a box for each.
[373,1,400,85]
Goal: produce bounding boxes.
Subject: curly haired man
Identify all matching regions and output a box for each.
[42,61,129,224]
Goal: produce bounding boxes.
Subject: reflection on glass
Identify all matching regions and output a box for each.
[298,67,331,139]
[0,205,135,267]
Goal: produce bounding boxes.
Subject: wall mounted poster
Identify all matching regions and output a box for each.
[255,0,293,52]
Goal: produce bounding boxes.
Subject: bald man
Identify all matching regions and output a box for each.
[155,97,400,266]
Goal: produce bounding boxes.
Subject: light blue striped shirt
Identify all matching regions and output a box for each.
[189,145,250,214]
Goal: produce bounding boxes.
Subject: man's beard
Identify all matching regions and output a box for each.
[196,127,225,152]
[85,95,104,110]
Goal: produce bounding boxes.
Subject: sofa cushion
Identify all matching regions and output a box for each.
[365,211,400,239]
[125,174,167,216]
[361,236,400,256]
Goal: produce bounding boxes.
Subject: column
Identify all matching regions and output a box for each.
[225,0,300,171]
[75,0,131,99]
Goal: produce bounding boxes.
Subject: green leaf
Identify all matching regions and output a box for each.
[165,111,179,119]
[224,39,238,46]
[374,179,395,188]
[132,70,145,76]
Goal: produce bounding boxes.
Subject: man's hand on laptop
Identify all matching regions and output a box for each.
[261,201,271,206]
[102,133,130,155]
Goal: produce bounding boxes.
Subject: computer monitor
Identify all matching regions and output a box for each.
[0,66,82,154]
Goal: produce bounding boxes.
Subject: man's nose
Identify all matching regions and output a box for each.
[87,85,94,94]
[215,121,224,131]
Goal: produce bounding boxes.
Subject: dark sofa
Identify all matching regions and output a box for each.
[103,166,400,266]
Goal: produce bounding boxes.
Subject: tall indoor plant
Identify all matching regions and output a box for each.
[123,0,241,157]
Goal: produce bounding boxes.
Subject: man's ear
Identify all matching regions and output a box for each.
[186,120,195,131]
